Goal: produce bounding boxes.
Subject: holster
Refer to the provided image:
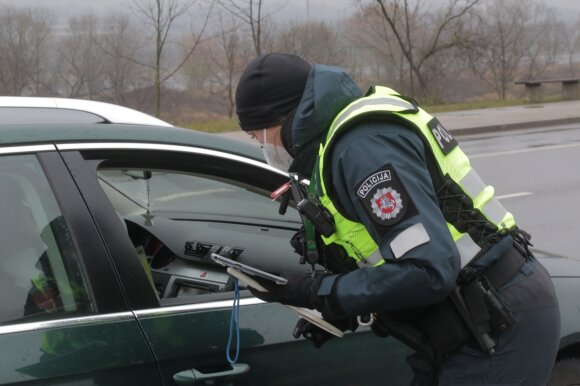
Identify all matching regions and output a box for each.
[373,296,472,363]
[373,244,525,363]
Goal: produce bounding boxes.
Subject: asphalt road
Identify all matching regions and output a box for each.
[221,123,580,259]
[458,124,580,260]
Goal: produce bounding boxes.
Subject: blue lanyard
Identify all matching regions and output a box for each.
[226,278,240,364]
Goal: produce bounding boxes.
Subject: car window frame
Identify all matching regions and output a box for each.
[37,150,129,314]
[0,146,128,331]
[57,142,299,312]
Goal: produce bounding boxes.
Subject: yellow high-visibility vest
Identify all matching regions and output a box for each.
[317,86,516,268]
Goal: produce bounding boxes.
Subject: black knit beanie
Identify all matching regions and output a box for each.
[236,53,311,131]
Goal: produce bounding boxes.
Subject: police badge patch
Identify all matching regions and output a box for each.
[356,164,415,226]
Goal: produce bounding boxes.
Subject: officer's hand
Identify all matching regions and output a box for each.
[292,316,358,349]
[247,271,330,310]
[293,318,334,348]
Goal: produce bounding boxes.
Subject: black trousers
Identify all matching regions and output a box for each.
[411,257,560,385]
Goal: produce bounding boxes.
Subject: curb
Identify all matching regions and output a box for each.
[448,117,580,136]
[218,116,580,142]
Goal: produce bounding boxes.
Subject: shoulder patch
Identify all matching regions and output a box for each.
[356,164,415,226]
[427,118,457,155]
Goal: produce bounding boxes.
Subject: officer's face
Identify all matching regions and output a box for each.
[246,125,282,147]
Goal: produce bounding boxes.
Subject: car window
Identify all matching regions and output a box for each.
[98,169,300,223]
[97,167,303,304]
[0,155,94,325]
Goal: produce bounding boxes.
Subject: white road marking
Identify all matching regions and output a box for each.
[469,142,580,159]
[496,192,533,200]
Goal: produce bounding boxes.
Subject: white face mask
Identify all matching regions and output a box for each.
[262,128,294,171]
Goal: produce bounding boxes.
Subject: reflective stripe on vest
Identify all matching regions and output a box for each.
[356,249,385,268]
[316,86,516,267]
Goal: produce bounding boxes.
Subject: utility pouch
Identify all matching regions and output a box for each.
[449,275,515,354]
[375,299,474,363]
[450,285,497,354]
[422,297,472,357]
[283,175,336,238]
[296,196,335,237]
[477,276,514,335]
[373,313,435,361]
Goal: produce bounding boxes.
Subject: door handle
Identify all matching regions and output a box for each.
[173,363,250,385]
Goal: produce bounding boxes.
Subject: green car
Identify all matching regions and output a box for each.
[0,105,578,385]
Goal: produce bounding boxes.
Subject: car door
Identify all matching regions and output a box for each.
[59,142,413,386]
[0,146,161,385]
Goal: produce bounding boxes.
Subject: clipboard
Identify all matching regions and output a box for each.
[226,267,344,338]
[210,253,288,285]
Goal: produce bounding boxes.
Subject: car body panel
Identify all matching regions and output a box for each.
[0,316,160,385]
[0,118,579,385]
[537,256,580,350]
[0,124,262,161]
[549,276,580,349]
[57,141,414,385]
[0,148,160,385]
[537,255,580,277]
[135,302,414,385]
[0,97,172,127]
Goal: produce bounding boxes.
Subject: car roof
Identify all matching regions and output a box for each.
[0,123,263,160]
[0,97,172,127]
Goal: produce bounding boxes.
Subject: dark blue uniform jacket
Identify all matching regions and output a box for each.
[289,64,466,317]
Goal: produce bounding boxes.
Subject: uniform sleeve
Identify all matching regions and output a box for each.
[322,122,461,316]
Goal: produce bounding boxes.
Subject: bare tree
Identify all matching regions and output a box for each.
[217,0,264,56]
[274,20,344,66]
[203,14,249,117]
[466,0,559,99]
[131,0,213,117]
[0,6,52,95]
[217,0,284,57]
[557,17,580,77]
[349,4,408,88]
[520,4,559,81]
[357,0,480,101]
[56,12,107,99]
[99,12,146,105]
[181,40,214,91]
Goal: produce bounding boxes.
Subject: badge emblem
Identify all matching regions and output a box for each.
[371,187,403,220]
[356,163,416,226]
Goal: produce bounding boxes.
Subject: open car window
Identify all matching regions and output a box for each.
[96,166,305,306]
[98,169,301,224]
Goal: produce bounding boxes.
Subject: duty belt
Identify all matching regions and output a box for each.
[479,246,526,289]
[372,241,528,362]
[459,237,527,288]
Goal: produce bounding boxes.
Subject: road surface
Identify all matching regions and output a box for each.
[459,124,580,260]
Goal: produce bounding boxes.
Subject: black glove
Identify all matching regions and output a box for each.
[247,271,330,310]
[293,318,334,348]
[292,316,358,349]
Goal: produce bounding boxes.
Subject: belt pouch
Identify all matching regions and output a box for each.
[423,297,472,356]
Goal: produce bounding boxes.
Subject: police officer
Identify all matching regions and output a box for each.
[235,53,560,385]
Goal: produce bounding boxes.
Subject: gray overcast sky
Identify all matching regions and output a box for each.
[1,0,579,21]
[0,0,355,20]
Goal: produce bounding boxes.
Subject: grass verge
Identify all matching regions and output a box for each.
[184,96,565,133]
